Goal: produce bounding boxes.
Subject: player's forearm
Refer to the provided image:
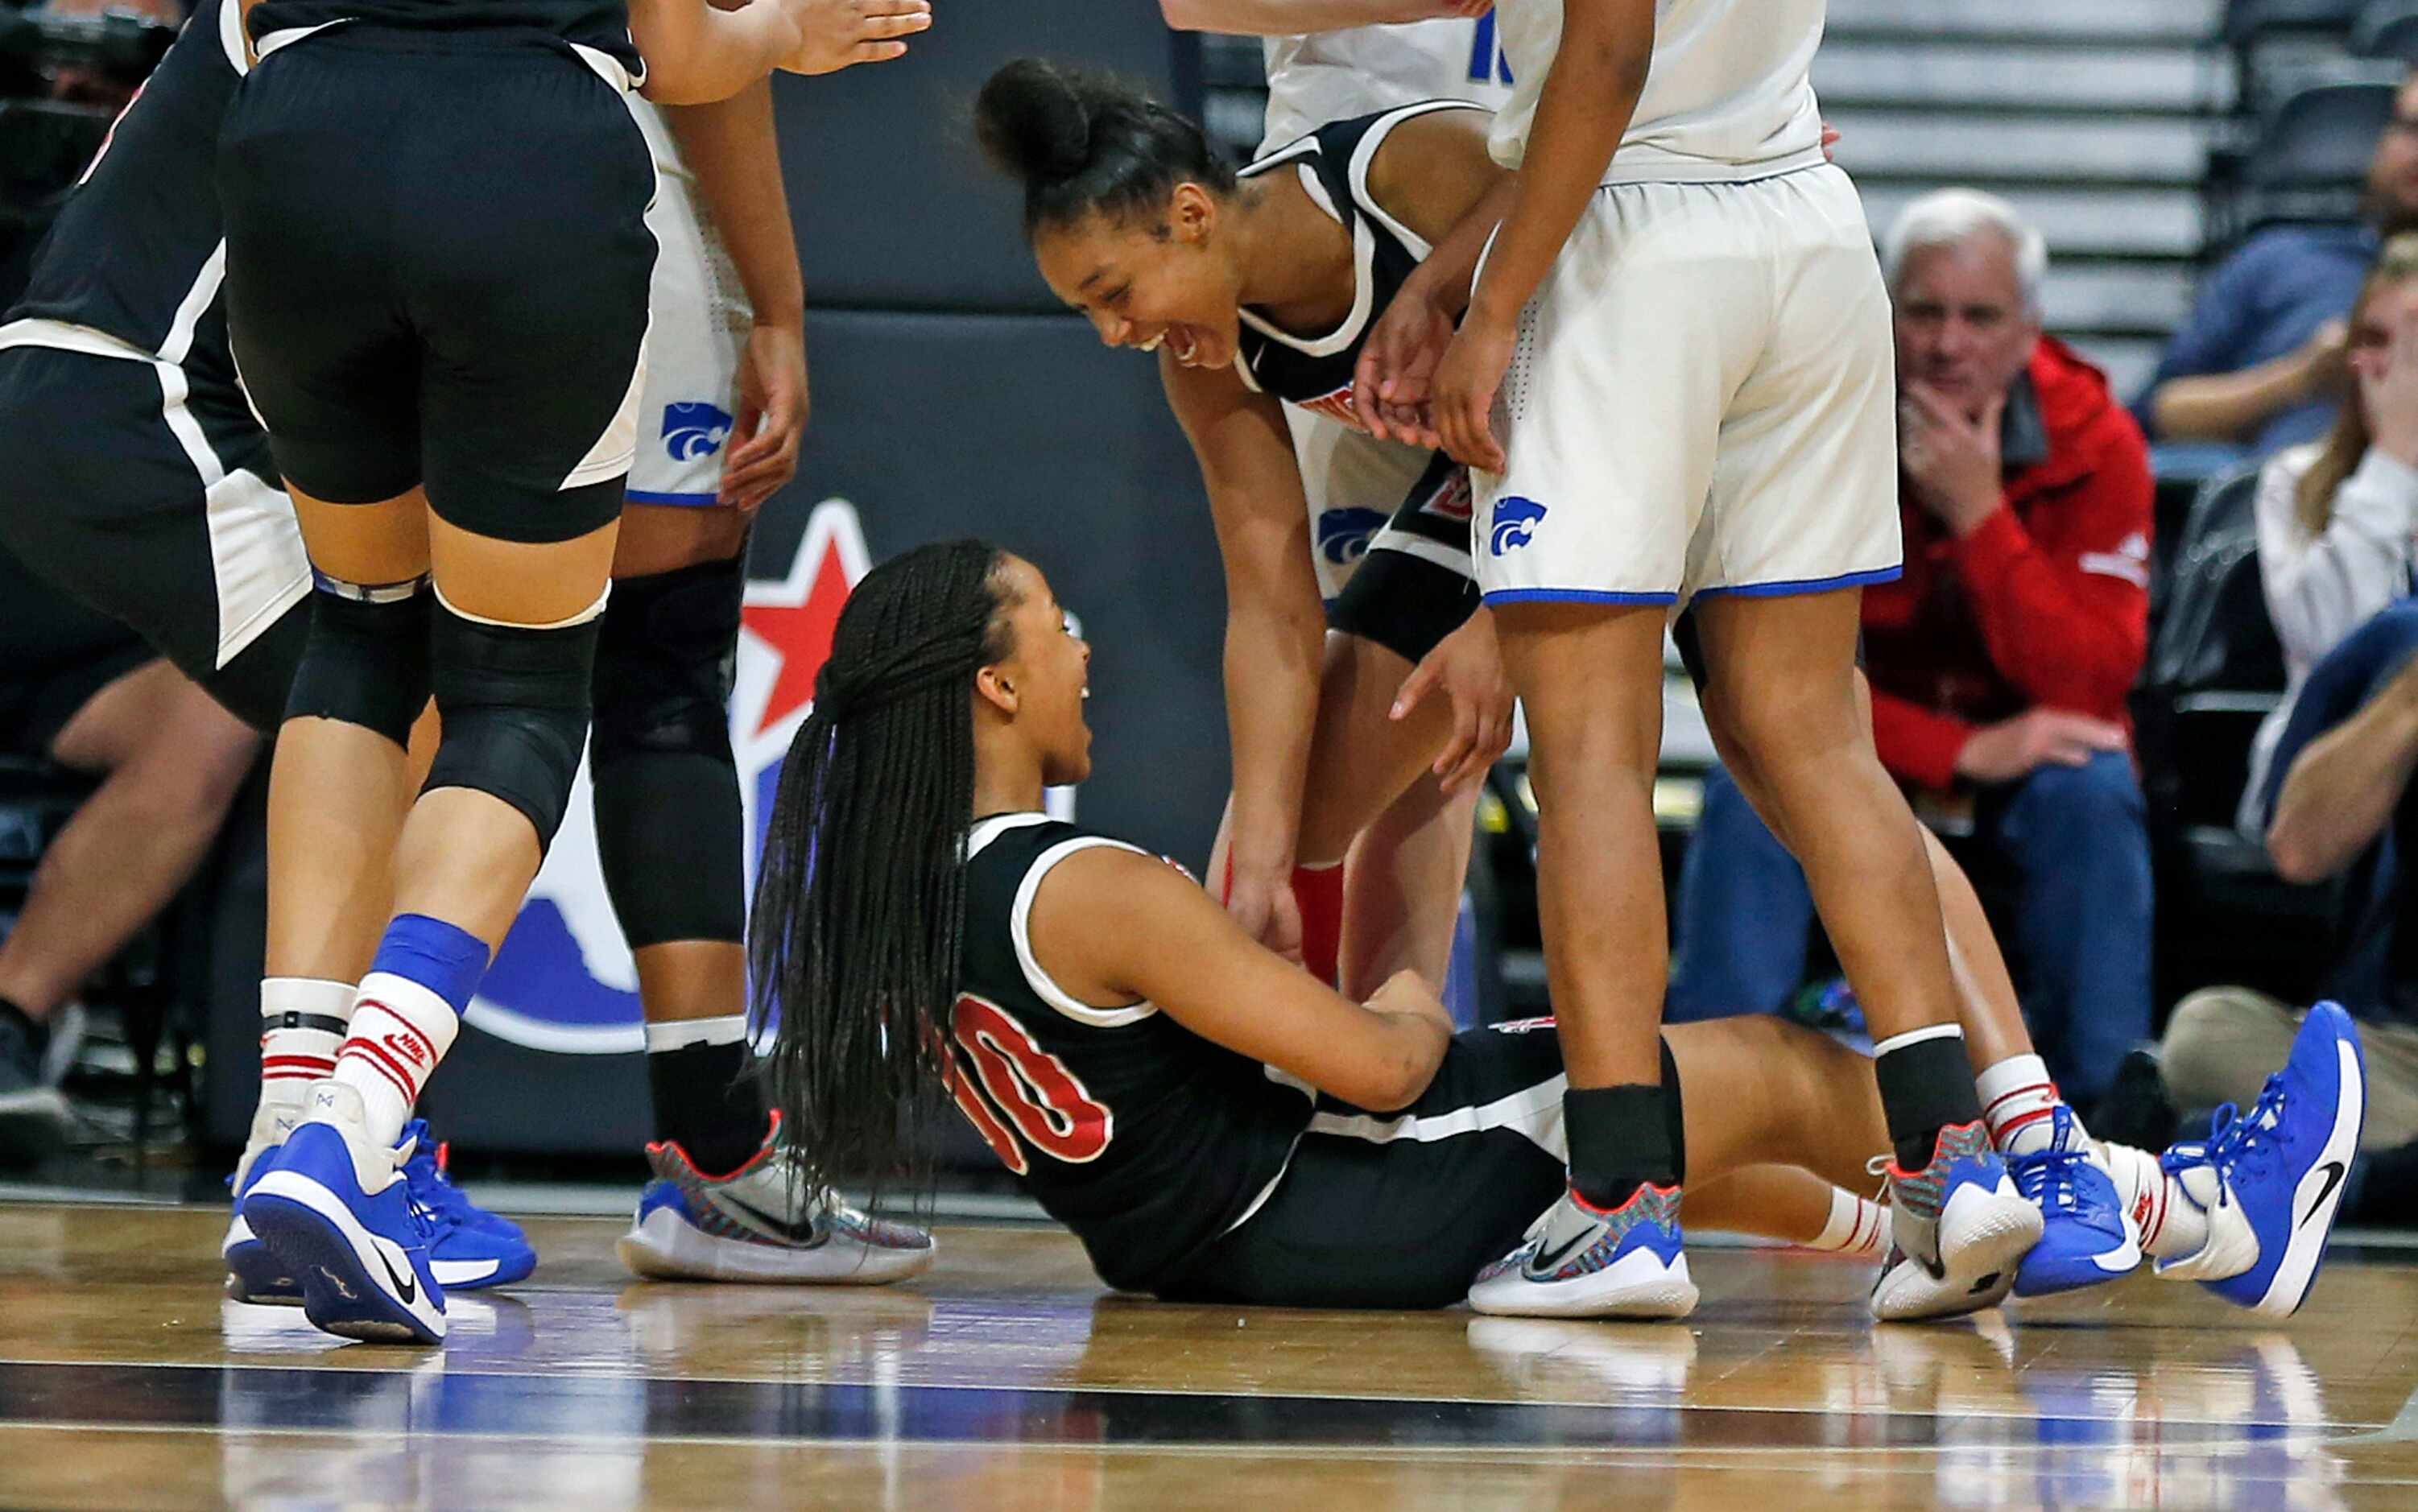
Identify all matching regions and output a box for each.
[661,81,804,328]
[634,0,796,105]
[1221,606,1324,877]
[1159,0,1452,36]
[1403,175,1517,317]
[2150,352,2320,444]
[2267,662,2418,883]
[1463,0,1651,330]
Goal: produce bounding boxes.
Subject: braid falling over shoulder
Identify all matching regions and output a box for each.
[748,539,1015,1204]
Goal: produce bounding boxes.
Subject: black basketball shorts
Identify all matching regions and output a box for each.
[1156,1019,1571,1310]
[0,335,308,732]
[1327,450,1483,667]
[217,27,657,544]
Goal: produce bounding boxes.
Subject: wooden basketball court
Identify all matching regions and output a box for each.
[3,1201,2416,1507]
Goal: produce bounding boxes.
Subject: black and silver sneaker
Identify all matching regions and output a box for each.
[0,999,78,1164]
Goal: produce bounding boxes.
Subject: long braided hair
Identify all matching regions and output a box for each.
[749,539,1018,1200]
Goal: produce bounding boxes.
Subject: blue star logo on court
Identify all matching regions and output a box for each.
[1316,507,1387,566]
[662,402,734,462]
[1490,496,1547,556]
[464,500,870,1054]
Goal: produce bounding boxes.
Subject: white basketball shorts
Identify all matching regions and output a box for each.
[1474,163,1901,609]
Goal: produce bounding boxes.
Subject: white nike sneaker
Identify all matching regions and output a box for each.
[618,1114,934,1285]
[1466,1186,1697,1320]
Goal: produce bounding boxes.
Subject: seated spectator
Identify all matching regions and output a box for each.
[2242,233,2418,834]
[2121,240,2418,1181]
[1668,189,2156,1108]
[2142,69,2418,458]
[0,547,258,1160]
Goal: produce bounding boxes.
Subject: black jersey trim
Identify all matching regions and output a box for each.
[1008,836,1159,1029]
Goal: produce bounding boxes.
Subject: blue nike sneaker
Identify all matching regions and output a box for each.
[2008,1105,2142,1297]
[240,1083,447,1345]
[2156,1002,2366,1317]
[1467,1185,1697,1320]
[398,1119,535,1290]
[225,1098,305,1305]
[1870,1121,2044,1321]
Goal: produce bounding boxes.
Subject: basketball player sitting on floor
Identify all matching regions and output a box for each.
[742,540,2364,1321]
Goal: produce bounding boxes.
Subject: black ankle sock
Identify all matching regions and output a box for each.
[647,1037,767,1177]
[1874,1029,1984,1171]
[1565,1061,1682,1211]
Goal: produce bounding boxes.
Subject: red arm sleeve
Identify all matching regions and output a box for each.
[1950,419,2154,721]
[1869,688,1976,792]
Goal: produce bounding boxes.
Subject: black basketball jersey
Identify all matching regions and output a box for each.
[6,0,245,391]
[249,0,641,75]
[952,813,1313,1294]
[1232,99,1487,431]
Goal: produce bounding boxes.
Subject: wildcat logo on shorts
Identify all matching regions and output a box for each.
[1490,496,1548,556]
[1316,507,1388,566]
[661,402,734,463]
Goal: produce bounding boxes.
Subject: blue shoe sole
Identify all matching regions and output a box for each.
[242,1185,442,1345]
[222,1237,304,1307]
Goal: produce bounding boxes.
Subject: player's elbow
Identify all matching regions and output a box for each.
[1159,0,1208,31]
[2265,822,2336,886]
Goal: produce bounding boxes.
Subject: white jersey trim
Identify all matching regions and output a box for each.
[217,0,252,76]
[967,811,1055,858]
[1008,837,1159,1029]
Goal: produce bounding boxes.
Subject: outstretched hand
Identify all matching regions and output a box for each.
[777,0,932,76]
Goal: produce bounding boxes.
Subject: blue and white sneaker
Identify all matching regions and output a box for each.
[1466,1185,1697,1320]
[2008,1105,2142,1297]
[239,1083,447,1345]
[616,1113,935,1285]
[225,1108,531,1303]
[1870,1121,2044,1322]
[397,1120,535,1290]
[2156,1002,2366,1317]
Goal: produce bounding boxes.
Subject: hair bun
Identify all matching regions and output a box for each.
[976,57,1093,186]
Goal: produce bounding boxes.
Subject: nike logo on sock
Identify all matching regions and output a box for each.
[2301,1161,2346,1228]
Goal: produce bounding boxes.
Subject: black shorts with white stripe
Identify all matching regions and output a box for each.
[1156,1020,1571,1310]
[218,27,655,544]
[1328,450,1482,667]
[0,343,308,732]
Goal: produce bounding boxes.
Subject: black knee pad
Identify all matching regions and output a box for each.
[283,574,432,746]
[590,556,746,947]
[423,592,605,849]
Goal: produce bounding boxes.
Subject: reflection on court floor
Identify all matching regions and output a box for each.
[2,1204,2414,1509]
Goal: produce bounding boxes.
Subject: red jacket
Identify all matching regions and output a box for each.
[1861,337,2154,791]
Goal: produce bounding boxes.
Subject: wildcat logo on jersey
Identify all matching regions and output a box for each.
[1317,506,1388,566]
[464,500,870,1053]
[1490,496,1548,556]
[661,402,734,463]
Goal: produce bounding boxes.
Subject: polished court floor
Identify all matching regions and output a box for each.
[4,1203,2418,1508]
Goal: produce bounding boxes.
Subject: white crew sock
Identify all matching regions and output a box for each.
[329,972,462,1149]
[1976,1053,2067,1157]
[2098,1139,2211,1262]
[258,978,353,1120]
[1808,1187,1889,1258]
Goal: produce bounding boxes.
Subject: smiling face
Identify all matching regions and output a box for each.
[980,554,1093,788]
[1031,184,1247,371]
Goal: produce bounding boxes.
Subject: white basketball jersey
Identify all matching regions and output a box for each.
[1260,15,1513,152]
[1487,0,1827,184]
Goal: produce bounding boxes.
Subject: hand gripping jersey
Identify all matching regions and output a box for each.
[951,814,1312,1294]
[1232,99,1489,430]
[1487,0,1827,185]
[1260,14,1511,153]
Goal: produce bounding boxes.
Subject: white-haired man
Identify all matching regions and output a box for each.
[1671,188,2157,1113]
